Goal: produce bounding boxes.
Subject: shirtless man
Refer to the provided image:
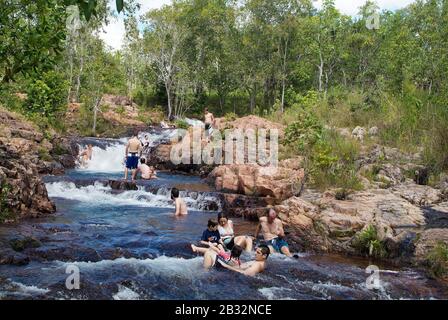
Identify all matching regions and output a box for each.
[171,187,187,216]
[136,158,156,180]
[124,132,142,181]
[79,144,93,167]
[204,108,215,141]
[255,208,294,257]
[217,245,270,277]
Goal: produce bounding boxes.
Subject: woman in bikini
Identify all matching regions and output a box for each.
[217,213,253,252]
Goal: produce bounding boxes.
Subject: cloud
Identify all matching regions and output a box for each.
[99,0,172,51]
[314,0,415,16]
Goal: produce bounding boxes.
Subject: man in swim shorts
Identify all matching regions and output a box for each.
[124,131,142,181]
[255,208,294,257]
[204,108,215,142]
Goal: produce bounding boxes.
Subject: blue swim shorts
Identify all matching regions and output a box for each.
[126,154,139,169]
[267,237,289,253]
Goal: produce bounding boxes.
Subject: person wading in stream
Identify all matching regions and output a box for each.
[124,131,142,181]
[255,208,298,258]
[171,187,187,216]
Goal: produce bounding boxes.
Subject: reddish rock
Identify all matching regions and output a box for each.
[208,164,304,200]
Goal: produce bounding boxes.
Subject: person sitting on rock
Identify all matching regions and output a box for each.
[124,131,142,181]
[136,158,156,180]
[79,144,93,167]
[171,187,187,216]
[217,244,270,277]
[255,208,297,258]
[191,243,243,270]
[199,219,223,247]
[217,212,253,252]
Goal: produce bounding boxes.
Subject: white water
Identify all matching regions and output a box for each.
[45,181,220,211]
[82,143,126,172]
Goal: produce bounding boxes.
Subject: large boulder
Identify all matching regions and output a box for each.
[207,163,305,201]
[269,189,427,255]
[215,115,285,137]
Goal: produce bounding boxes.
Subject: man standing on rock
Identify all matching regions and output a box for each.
[124,131,142,181]
[255,208,295,258]
[204,108,215,142]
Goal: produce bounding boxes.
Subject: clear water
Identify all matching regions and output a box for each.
[0,137,447,300]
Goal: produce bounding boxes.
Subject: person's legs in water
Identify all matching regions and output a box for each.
[272,238,293,257]
[203,250,217,269]
[191,244,210,255]
[234,236,253,252]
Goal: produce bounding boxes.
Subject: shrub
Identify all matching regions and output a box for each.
[25,70,69,119]
[224,112,237,122]
[175,119,190,130]
[352,225,387,258]
[425,242,448,279]
[115,106,126,115]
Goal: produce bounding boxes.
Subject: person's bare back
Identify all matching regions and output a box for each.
[175,198,188,216]
[127,137,142,153]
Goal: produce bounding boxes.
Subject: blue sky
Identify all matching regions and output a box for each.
[98,0,416,51]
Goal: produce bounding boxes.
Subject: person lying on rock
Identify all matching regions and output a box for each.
[217,212,253,252]
[171,188,187,216]
[217,245,270,277]
[124,131,142,181]
[191,243,243,270]
[136,158,157,180]
[255,208,297,258]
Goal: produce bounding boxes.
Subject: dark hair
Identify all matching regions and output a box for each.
[133,129,139,136]
[205,108,209,112]
[207,219,218,228]
[230,245,243,259]
[171,188,179,199]
[217,212,228,222]
[258,244,270,259]
[140,158,146,164]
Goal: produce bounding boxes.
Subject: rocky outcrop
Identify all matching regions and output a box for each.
[215,115,285,137]
[207,160,305,201]
[0,142,56,221]
[0,107,76,223]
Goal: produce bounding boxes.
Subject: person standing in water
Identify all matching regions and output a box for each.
[204,108,215,141]
[171,188,187,216]
[124,131,142,181]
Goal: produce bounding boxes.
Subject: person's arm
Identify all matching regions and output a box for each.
[254,223,261,239]
[218,260,260,277]
[125,142,129,156]
[277,220,286,238]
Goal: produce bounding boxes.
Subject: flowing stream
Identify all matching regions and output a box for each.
[0,130,447,300]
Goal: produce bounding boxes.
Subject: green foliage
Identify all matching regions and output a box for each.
[115,106,126,115]
[425,242,448,278]
[284,110,323,153]
[175,119,190,130]
[224,112,237,122]
[25,71,69,119]
[38,147,53,162]
[353,225,387,259]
